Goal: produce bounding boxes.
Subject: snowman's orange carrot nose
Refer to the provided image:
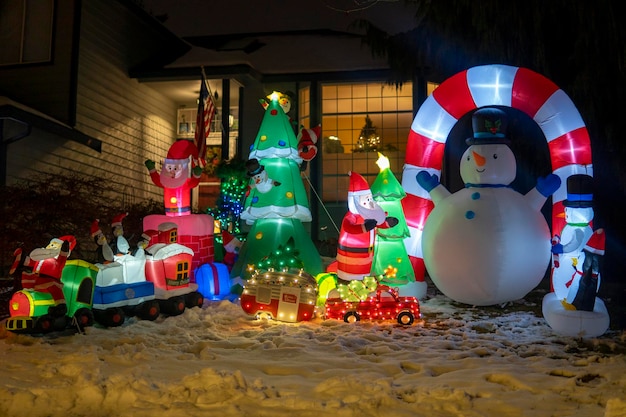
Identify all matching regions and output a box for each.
[472,150,486,167]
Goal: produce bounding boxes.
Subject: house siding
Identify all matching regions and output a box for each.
[73,0,178,204]
[5,0,180,208]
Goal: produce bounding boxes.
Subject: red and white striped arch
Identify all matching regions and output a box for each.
[401,64,593,282]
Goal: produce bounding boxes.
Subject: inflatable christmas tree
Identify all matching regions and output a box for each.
[231,93,323,283]
[371,153,426,299]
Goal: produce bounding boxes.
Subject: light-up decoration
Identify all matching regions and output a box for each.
[315,272,338,308]
[415,107,560,306]
[542,174,608,337]
[401,64,592,285]
[401,64,593,300]
[335,275,379,302]
[324,285,420,326]
[297,125,321,163]
[370,153,419,296]
[240,270,317,323]
[376,152,390,170]
[195,261,232,300]
[240,237,318,322]
[354,115,381,152]
[253,237,304,272]
[207,159,248,240]
[335,171,398,281]
[145,140,203,217]
[230,93,322,283]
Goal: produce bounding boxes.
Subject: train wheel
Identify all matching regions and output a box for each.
[34,315,54,333]
[74,308,94,330]
[343,311,360,324]
[138,300,160,321]
[107,307,125,327]
[185,292,204,309]
[94,308,125,327]
[161,296,186,316]
[396,311,415,326]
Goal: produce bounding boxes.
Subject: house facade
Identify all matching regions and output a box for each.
[1,0,437,243]
[0,0,188,206]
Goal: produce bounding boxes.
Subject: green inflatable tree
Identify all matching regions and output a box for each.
[231,93,323,282]
[370,153,415,287]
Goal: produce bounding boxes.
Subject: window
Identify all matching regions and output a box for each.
[0,0,54,66]
[176,261,190,282]
[256,286,273,305]
[319,82,414,202]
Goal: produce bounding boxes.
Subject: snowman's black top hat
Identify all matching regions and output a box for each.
[245,158,264,177]
[563,174,594,208]
[466,107,511,146]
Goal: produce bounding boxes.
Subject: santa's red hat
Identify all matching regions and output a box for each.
[166,140,198,162]
[348,171,371,197]
[584,228,606,255]
[221,230,241,253]
[91,219,103,238]
[111,212,128,228]
[298,125,321,145]
[57,235,77,251]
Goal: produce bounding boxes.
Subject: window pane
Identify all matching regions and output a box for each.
[23,0,53,63]
[0,1,23,64]
[322,85,337,99]
[0,0,54,66]
[322,115,337,131]
[322,99,337,113]
[352,84,367,98]
[398,96,413,111]
[367,96,382,112]
[382,97,398,111]
[337,115,353,131]
[337,85,352,99]
[352,98,367,113]
[336,98,352,113]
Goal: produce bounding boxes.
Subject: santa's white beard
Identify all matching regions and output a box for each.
[29,247,60,261]
[355,202,387,225]
[160,169,187,188]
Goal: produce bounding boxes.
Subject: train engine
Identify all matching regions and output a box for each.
[6,259,97,333]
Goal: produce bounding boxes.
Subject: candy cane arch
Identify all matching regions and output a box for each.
[401,64,593,283]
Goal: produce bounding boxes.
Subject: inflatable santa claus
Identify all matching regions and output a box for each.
[145,139,202,216]
[21,235,77,312]
[335,171,398,281]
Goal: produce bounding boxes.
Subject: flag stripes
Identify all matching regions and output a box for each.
[194,74,216,165]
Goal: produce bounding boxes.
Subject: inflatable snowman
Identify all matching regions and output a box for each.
[416,107,560,306]
[542,174,609,337]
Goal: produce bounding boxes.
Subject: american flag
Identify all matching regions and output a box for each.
[194,74,216,166]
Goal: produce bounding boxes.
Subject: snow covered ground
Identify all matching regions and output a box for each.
[1,283,626,417]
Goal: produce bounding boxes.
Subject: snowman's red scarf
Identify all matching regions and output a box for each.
[465,183,511,188]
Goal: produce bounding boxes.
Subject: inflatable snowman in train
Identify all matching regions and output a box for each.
[416,107,561,306]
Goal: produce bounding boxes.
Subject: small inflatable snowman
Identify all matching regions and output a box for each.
[542,174,609,338]
[416,107,561,306]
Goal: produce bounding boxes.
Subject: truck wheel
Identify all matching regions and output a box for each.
[343,311,360,323]
[397,311,414,326]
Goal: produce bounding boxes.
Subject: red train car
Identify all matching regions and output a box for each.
[144,242,203,314]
